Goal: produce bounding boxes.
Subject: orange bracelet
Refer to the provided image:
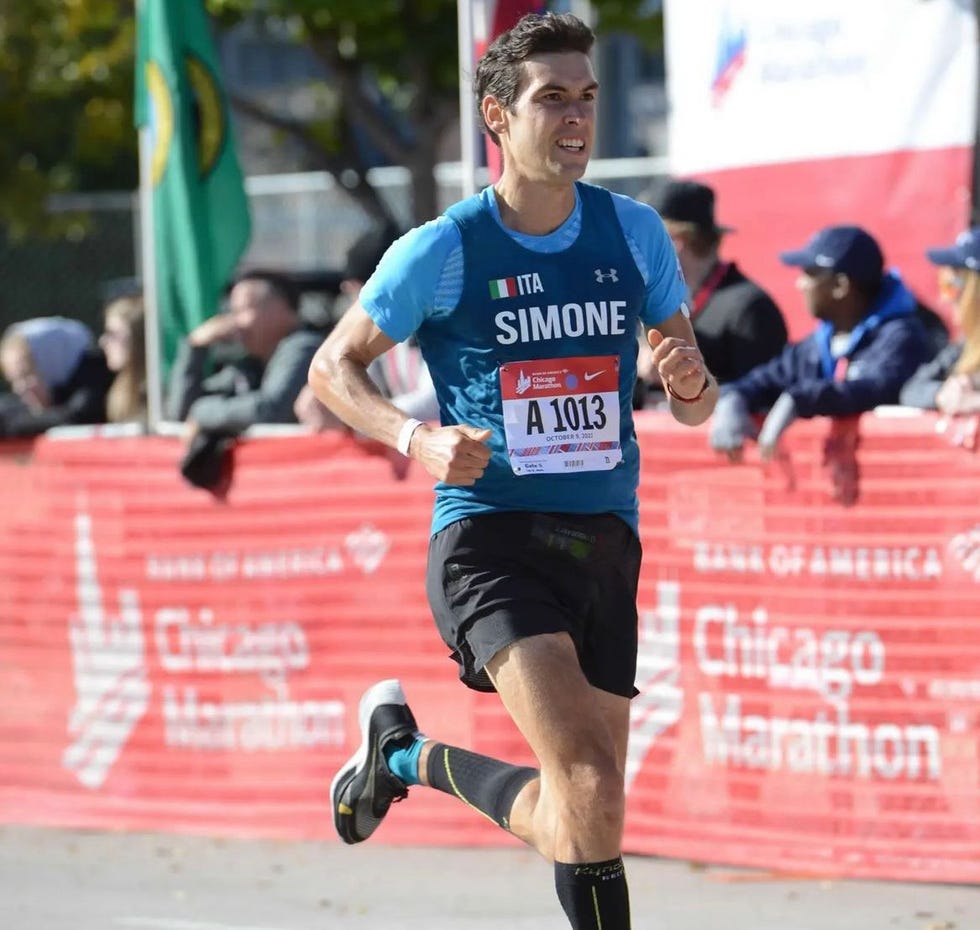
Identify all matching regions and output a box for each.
[664,375,709,404]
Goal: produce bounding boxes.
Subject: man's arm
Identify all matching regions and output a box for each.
[308,302,490,485]
[165,341,208,422]
[899,343,962,409]
[166,315,241,422]
[188,331,320,434]
[308,303,403,444]
[647,310,719,426]
[788,321,930,417]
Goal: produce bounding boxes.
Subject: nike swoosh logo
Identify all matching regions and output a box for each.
[584,370,606,381]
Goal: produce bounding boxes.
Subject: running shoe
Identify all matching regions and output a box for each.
[330,678,419,844]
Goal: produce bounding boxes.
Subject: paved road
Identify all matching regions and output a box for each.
[1,825,978,930]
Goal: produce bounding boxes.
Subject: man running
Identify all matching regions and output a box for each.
[308,12,717,929]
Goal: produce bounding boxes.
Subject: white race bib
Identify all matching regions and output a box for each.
[499,355,622,476]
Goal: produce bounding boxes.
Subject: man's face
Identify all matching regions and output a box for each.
[1,342,51,411]
[227,280,273,357]
[796,267,839,320]
[494,51,597,183]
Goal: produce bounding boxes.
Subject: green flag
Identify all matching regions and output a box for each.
[135,0,251,371]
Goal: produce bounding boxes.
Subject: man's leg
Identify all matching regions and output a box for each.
[332,642,632,929]
[415,632,632,929]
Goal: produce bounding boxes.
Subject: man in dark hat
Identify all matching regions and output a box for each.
[634,179,787,406]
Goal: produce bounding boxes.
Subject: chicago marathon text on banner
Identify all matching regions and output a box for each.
[0,414,978,881]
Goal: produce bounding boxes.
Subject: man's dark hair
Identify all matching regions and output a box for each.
[474,12,595,147]
[232,270,300,312]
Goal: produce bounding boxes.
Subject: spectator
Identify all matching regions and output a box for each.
[900,226,980,415]
[711,225,932,460]
[634,178,787,407]
[328,221,403,323]
[0,316,113,438]
[100,295,146,425]
[295,223,440,431]
[166,270,321,435]
[913,296,950,361]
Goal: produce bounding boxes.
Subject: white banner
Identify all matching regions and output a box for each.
[666,0,977,173]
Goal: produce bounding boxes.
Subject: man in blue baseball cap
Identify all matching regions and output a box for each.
[710,224,934,461]
[780,225,885,285]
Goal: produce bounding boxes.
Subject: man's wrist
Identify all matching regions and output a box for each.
[665,374,711,404]
[396,417,424,456]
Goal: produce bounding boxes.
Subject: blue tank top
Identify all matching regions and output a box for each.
[417,183,650,534]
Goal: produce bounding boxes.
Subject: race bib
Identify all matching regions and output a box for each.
[499,355,622,475]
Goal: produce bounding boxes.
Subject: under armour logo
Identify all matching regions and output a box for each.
[594,268,618,283]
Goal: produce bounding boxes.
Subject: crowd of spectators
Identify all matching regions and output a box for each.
[1,191,977,476]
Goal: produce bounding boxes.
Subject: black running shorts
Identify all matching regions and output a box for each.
[425,511,642,697]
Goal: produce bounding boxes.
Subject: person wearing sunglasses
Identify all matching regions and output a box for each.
[900,227,980,416]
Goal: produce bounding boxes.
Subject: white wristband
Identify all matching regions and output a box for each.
[396,418,424,457]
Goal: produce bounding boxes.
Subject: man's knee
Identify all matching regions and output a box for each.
[547,739,625,826]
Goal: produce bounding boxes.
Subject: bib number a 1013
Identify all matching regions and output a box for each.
[499,355,622,476]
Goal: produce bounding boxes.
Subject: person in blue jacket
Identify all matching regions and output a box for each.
[711,225,932,460]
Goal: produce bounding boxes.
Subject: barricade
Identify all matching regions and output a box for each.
[0,411,977,882]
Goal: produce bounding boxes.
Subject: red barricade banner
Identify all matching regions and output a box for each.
[1,413,978,882]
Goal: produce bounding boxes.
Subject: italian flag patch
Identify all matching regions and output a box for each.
[488,277,517,299]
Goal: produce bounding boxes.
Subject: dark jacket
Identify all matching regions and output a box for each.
[899,341,963,409]
[692,262,788,384]
[727,272,932,417]
[165,326,323,435]
[0,348,113,438]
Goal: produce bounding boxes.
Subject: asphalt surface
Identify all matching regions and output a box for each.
[2,825,979,930]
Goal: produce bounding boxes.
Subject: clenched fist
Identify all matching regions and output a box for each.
[410,424,492,485]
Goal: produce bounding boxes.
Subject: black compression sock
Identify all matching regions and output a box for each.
[425,742,537,832]
[554,858,631,930]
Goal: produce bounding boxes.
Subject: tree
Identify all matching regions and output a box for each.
[0,0,663,237]
[209,0,663,225]
[0,0,137,239]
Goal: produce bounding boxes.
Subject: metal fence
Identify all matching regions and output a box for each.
[0,193,140,338]
[239,155,670,272]
[2,156,669,337]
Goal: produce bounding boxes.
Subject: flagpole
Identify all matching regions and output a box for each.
[138,124,163,431]
[457,0,478,198]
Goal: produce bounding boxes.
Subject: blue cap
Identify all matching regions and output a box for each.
[925,226,980,271]
[779,225,884,284]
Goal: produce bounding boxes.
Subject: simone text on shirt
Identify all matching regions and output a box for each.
[494,300,628,345]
